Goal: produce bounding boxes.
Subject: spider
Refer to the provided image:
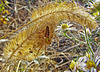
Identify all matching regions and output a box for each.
[36,25,59,55]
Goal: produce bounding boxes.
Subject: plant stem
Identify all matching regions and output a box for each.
[84,27,94,58]
[63,31,86,44]
[16,60,21,72]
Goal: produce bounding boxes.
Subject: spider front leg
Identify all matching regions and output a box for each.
[44,35,59,55]
[44,37,51,55]
[45,41,47,55]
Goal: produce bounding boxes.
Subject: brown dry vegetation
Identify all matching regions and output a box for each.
[0,0,100,72]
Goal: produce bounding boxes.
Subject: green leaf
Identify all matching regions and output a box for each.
[93,11,99,16]
[96,16,100,22]
[0,8,3,12]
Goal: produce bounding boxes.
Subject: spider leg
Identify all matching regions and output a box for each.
[45,43,47,55]
[36,44,42,57]
[44,37,47,55]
